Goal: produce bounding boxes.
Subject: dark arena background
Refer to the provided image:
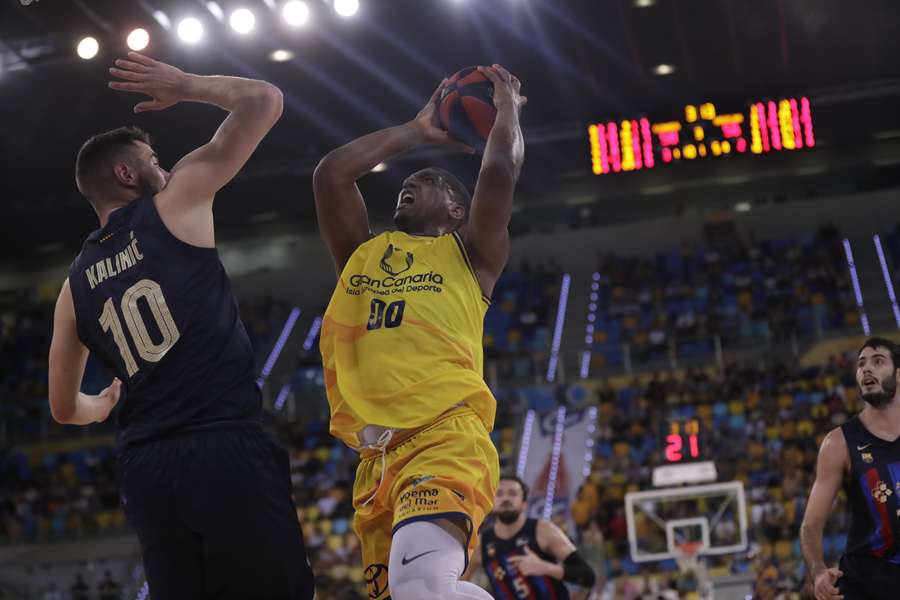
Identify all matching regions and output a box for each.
[2,0,900,598]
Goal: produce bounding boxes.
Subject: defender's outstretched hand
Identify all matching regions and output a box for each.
[109,52,191,113]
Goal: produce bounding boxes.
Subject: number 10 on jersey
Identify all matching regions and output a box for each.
[99,278,180,377]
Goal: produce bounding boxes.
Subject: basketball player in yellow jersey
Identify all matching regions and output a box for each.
[313,64,525,600]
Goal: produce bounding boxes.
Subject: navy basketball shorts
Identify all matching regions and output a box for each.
[838,554,900,600]
[118,426,315,599]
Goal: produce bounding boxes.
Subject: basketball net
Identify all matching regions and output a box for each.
[674,541,703,575]
[674,542,712,599]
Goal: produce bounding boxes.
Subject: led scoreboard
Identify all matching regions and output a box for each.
[587,97,815,175]
[662,418,705,464]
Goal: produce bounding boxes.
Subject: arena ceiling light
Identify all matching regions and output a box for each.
[230,8,256,34]
[270,49,294,62]
[653,63,675,76]
[177,17,204,43]
[77,37,99,60]
[127,28,150,51]
[206,2,225,22]
[634,0,655,7]
[153,10,172,31]
[333,0,359,18]
[371,162,388,173]
[283,0,310,26]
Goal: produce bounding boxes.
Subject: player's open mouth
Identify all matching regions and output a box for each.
[863,378,877,385]
[399,191,415,206]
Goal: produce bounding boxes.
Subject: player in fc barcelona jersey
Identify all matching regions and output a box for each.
[467,476,596,599]
[801,337,900,600]
[314,65,525,600]
[48,53,313,599]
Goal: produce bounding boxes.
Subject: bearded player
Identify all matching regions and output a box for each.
[313,65,525,600]
[801,337,900,600]
[467,476,596,599]
[48,53,313,598]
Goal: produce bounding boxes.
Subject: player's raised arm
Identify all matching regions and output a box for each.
[48,279,121,425]
[313,80,473,277]
[109,52,283,245]
[801,427,848,600]
[464,64,526,294]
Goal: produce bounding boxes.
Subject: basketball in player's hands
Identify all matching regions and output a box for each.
[438,66,497,149]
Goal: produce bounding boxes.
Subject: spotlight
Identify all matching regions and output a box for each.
[206,2,225,22]
[152,10,172,30]
[77,37,99,60]
[283,0,310,26]
[127,28,150,51]
[653,63,675,76]
[634,0,655,6]
[230,8,255,34]
[270,49,294,62]
[333,0,359,18]
[177,18,204,43]
[371,162,388,173]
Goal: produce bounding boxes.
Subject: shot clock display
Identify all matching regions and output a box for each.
[587,97,815,175]
[662,418,705,464]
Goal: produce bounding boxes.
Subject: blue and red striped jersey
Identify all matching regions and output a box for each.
[842,416,900,563]
[480,518,569,600]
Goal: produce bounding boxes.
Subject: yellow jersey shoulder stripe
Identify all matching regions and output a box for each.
[451,231,491,305]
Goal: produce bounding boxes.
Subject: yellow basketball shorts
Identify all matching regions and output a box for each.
[352,406,499,600]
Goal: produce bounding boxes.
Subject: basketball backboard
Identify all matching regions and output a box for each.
[624,481,748,562]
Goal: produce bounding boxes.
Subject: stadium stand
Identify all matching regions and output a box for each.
[2,216,899,598]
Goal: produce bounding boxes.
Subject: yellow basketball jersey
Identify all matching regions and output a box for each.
[320,230,495,448]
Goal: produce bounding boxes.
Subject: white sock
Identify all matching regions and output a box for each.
[388,520,494,600]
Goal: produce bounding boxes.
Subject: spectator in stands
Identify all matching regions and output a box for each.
[98,569,120,600]
[2,236,893,598]
[70,573,89,600]
[579,520,607,590]
[42,582,65,600]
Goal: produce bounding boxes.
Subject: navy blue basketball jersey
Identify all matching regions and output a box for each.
[841,417,900,563]
[67,196,261,449]
[481,518,570,600]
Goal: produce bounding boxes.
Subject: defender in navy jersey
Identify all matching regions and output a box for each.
[47,52,313,599]
[466,476,595,599]
[801,337,900,600]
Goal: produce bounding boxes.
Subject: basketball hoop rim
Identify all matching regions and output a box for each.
[674,541,705,559]
[674,541,705,574]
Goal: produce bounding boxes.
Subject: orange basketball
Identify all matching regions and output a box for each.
[438,66,497,148]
